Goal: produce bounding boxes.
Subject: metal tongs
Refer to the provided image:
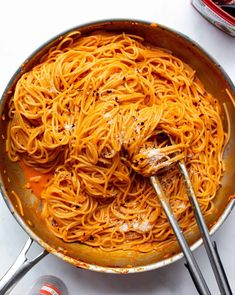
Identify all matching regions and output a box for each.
[150,145,232,294]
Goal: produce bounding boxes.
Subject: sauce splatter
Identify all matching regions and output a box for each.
[19,161,53,198]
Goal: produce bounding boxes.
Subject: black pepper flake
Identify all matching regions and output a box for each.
[96,92,99,97]
[141,122,144,126]
[115,97,119,102]
[89,235,94,240]
[107,90,112,94]
[123,77,126,81]
[51,219,58,227]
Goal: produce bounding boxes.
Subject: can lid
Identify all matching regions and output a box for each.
[203,0,235,24]
[40,283,62,295]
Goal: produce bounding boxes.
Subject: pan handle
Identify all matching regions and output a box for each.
[0,237,48,294]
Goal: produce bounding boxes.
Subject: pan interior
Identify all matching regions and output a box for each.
[0,20,235,270]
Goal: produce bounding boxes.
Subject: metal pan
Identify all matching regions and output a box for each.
[0,19,235,294]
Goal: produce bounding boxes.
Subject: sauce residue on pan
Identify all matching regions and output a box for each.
[19,161,53,198]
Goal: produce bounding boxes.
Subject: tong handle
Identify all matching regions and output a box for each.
[178,160,232,295]
[150,176,210,295]
[213,241,232,295]
[184,243,232,295]
[185,263,207,295]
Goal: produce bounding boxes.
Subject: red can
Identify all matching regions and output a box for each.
[26,276,68,295]
[192,0,235,36]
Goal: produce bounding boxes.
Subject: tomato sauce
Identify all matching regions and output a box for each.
[20,161,53,198]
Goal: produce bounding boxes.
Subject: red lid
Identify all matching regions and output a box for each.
[40,283,62,295]
[202,0,235,25]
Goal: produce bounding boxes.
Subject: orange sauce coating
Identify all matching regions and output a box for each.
[20,161,53,198]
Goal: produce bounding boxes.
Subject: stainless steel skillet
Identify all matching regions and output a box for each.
[0,19,235,294]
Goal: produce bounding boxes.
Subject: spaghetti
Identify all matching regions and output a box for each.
[6,32,227,252]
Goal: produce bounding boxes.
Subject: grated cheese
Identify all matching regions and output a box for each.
[119,220,152,233]
[64,123,74,131]
[141,148,165,162]
[119,223,129,232]
[104,112,112,119]
[48,87,57,94]
[102,150,115,158]
[176,202,186,210]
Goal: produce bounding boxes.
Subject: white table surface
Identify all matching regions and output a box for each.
[0,1,235,294]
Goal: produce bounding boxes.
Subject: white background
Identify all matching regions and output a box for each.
[0,0,235,294]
